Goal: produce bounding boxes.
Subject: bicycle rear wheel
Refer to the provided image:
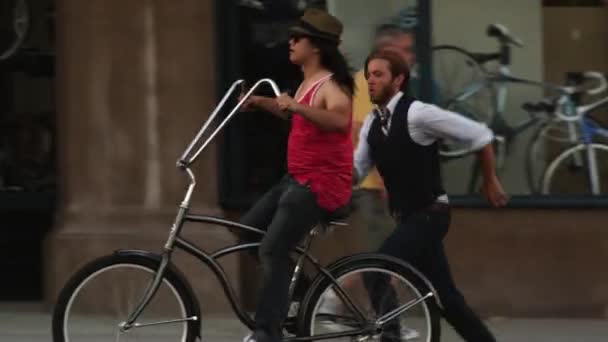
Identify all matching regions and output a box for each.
[297,255,440,342]
[52,253,199,342]
[432,45,494,157]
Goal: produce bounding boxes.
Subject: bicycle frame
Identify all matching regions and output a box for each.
[579,96,608,145]
[576,96,608,194]
[447,69,568,160]
[457,71,574,122]
[581,112,608,145]
[115,78,411,341]
[129,213,371,341]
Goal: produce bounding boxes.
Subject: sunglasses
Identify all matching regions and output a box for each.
[289,32,310,43]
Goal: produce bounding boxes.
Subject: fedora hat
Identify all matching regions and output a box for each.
[289,8,343,44]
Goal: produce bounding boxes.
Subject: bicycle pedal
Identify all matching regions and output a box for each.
[287,301,300,317]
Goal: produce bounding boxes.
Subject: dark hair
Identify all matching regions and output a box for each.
[309,36,355,96]
[364,49,410,93]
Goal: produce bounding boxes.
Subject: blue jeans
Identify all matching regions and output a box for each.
[239,175,326,342]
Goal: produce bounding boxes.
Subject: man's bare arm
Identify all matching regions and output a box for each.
[242,95,289,120]
[477,143,509,207]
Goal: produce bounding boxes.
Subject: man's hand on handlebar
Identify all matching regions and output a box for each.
[276,93,298,112]
[238,93,259,112]
[235,80,291,120]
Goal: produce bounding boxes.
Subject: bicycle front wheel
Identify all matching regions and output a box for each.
[541,143,608,195]
[297,255,440,342]
[52,253,199,342]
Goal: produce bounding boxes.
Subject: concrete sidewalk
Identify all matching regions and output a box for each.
[2,302,607,342]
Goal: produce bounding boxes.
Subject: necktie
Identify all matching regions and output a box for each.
[374,105,391,135]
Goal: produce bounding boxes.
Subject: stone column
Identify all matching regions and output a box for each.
[45,0,239,314]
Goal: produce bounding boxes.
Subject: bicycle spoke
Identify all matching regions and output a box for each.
[307,265,435,342]
[376,292,433,326]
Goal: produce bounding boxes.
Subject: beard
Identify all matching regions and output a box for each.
[370,85,394,105]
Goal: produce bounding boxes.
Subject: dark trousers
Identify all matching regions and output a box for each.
[367,207,497,342]
[240,175,325,342]
[351,189,393,250]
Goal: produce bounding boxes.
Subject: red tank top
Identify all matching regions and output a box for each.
[287,74,353,212]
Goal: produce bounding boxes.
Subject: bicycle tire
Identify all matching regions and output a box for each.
[296,254,441,342]
[0,0,31,60]
[52,252,200,342]
[432,44,489,74]
[541,143,608,195]
[431,45,494,158]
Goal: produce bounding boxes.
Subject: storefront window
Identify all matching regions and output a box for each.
[431,0,608,201]
[217,0,608,208]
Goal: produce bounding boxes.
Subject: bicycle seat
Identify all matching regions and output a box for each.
[486,23,524,47]
[323,205,351,227]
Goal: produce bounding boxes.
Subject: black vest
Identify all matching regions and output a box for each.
[367,95,445,215]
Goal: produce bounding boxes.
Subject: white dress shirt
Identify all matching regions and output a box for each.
[354,91,494,203]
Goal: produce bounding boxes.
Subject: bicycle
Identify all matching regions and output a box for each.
[432,23,607,193]
[51,78,443,342]
[528,89,608,195]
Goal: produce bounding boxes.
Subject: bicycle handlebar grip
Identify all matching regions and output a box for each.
[176,159,188,169]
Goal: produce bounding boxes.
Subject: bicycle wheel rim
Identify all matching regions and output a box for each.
[308,267,433,342]
[0,0,30,60]
[62,263,189,342]
[542,144,608,195]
